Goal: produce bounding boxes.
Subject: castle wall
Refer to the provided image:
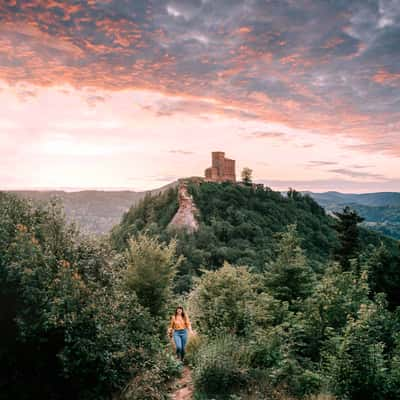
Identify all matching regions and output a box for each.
[224,158,236,182]
[205,167,219,181]
[212,152,225,172]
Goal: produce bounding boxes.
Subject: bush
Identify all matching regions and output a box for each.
[248,325,322,399]
[0,194,176,399]
[324,299,399,400]
[119,350,182,400]
[248,327,286,370]
[192,335,250,398]
[125,233,182,318]
[184,332,205,366]
[386,334,400,398]
[300,263,371,362]
[188,262,256,337]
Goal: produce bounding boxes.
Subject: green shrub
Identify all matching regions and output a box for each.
[248,328,286,370]
[386,334,400,398]
[263,224,315,309]
[184,332,205,366]
[324,299,399,400]
[119,350,181,400]
[0,194,176,399]
[125,233,182,318]
[192,335,250,398]
[248,326,322,399]
[188,262,256,337]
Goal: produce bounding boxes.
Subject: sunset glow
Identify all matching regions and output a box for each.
[1,0,399,192]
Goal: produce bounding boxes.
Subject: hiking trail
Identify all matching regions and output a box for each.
[170,365,193,400]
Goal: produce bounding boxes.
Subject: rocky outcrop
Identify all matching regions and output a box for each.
[168,181,199,233]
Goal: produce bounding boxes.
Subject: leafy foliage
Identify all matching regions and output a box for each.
[333,206,365,271]
[0,193,177,400]
[189,262,258,337]
[263,224,315,308]
[112,182,344,293]
[3,179,400,400]
[324,297,400,400]
[185,222,400,399]
[111,188,179,251]
[125,233,182,318]
[192,334,250,398]
[241,167,253,185]
[362,242,400,308]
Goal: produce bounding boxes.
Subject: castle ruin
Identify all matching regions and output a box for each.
[204,152,236,183]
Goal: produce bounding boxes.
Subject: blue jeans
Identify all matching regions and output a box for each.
[173,329,188,360]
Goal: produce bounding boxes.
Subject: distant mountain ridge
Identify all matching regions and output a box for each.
[304,191,400,240]
[304,191,400,208]
[5,186,400,239]
[8,182,178,235]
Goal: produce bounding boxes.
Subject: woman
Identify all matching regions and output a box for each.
[168,306,194,362]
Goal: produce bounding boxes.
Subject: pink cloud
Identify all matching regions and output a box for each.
[373,69,400,86]
[0,0,399,192]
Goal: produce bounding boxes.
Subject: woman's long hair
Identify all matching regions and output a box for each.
[174,306,186,320]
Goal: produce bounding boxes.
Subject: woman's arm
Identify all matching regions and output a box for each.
[186,315,194,335]
[168,316,174,336]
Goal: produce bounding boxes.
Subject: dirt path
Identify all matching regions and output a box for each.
[170,366,193,400]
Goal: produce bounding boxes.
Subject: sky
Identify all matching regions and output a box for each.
[0,0,399,193]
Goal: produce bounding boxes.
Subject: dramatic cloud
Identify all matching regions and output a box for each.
[0,0,399,192]
[0,0,399,152]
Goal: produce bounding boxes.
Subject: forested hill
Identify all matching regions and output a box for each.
[306,191,400,239]
[111,181,398,292]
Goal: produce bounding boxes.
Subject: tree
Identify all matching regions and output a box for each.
[287,187,302,200]
[263,224,315,308]
[189,262,287,338]
[362,243,400,309]
[189,262,256,337]
[125,233,182,317]
[333,206,364,271]
[241,167,253,185]
[0,193,174,400]
[324,296,399,400]
[301,263,370,361]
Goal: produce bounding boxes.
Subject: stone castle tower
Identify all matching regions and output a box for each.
[204,152,236,183]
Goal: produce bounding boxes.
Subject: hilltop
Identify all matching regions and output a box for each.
[111,180,398,292]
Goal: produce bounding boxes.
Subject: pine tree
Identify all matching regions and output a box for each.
[333,206,364,271]
[263,224,315,308]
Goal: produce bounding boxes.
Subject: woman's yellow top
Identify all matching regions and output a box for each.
[169,314,191,331]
